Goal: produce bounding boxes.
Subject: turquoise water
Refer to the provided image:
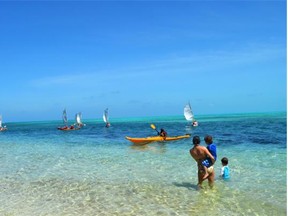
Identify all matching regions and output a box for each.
[0,112,286,215]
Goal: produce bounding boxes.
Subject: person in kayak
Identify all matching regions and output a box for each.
[158,128,167,139]
[192,120,198,127]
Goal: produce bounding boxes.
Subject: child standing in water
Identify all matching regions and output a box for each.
[220,157,230,180]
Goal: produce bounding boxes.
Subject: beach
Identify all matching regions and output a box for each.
[0,112,286,215]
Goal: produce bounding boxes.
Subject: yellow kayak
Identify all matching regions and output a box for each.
[125,134,191,145]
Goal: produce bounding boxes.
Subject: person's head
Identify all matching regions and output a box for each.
[192,136,200,145]
[160,128,164,132]
[221,157,228,166]
[204,135,213,144]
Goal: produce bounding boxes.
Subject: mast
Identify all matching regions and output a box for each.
[63,109,68,125]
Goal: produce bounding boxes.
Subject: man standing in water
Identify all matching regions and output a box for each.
[190,136,215,189]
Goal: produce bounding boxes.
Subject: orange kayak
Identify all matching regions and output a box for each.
[125,134,191,145]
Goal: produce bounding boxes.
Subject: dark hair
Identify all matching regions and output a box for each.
[204,135,213,144]
[221,157,228,165]
[192,136,200,145]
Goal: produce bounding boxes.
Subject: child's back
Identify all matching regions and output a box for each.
[221,157,230,180]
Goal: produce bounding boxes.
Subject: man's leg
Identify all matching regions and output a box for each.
[207,169,215,188]
[197,170,204,189]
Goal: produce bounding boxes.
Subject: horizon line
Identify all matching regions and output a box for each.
[3,111,286,124]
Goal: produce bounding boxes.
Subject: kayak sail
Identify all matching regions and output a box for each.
[75,112,82,125]
[184,102,194,122]
[103,108,109,123]
[0,115,7,131]
[75,112,85,128]
[184,102,198,126]
[62,109,68,125]
[103,108,110,127]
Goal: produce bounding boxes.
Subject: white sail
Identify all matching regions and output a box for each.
[75,112,82,124]
[0,115,7,130]
[184,103,194,121]
[103,108,109,123]
[63,109,68,125]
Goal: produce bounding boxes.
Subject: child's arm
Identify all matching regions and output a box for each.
[220,167,224,177]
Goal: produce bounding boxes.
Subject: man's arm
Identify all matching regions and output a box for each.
[189,149,195,160]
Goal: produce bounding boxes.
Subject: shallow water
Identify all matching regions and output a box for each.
[0,112,286,215]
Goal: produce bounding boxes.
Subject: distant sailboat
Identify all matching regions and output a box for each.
[103,108,110,127]
[0,115,7,131]
[58,109,78,130]
[184,102,198,127]
[75,112,85,128]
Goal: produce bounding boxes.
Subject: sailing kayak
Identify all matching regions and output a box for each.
[0,127,7,131]
[57,126,80,131]
[125,134,191,145]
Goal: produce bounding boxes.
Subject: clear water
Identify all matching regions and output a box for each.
[0,112,286,215]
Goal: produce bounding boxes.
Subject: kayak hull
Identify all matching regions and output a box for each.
[126,134,191,145]
[0,127,7,132]
[57,126,80,131]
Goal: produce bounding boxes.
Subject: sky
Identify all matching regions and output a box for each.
[0,1,286,122]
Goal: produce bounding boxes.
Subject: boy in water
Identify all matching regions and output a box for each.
[220,157,230,180]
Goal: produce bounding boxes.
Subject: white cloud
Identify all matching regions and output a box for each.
[29,44,285,88]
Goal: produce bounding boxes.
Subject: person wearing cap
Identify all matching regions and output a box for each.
[158,128,167,140]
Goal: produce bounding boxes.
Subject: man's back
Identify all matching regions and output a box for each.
[190,145,209,162]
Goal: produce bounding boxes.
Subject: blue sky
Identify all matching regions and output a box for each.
[0,1,286,122]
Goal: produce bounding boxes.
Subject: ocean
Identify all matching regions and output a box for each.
[0,112,286,216]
